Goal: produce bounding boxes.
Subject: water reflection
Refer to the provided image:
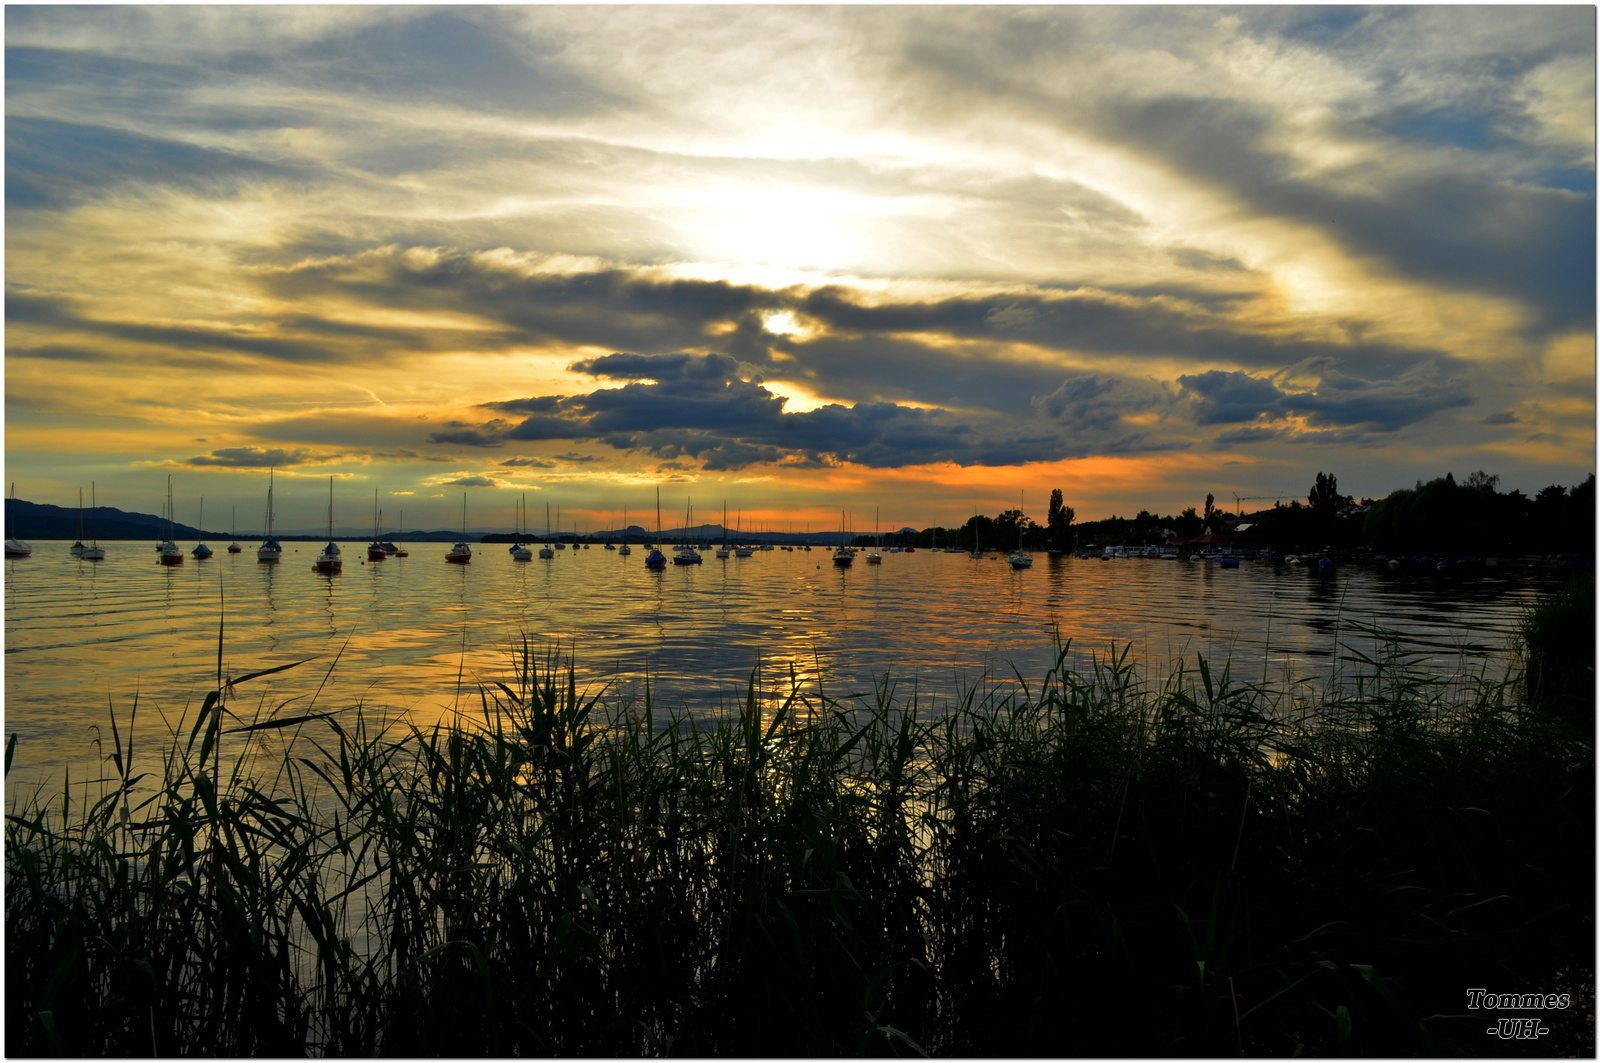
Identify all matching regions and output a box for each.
[2,542,1571,791]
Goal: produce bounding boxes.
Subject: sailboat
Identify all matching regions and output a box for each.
[383,510,407,557]
[733,509,753,557]
[192,498,214,558]
[80,484,106,560]
[227,505,242,553]
[866,506,882,564]
[368,490,387,561]
[644,489,667,570]
[618,505,632,556]
[257,467,282,563]
[538,501,555,559]
[1009,491,1033,569]
[673,497,702,564]
[832,510,854,567]
[6,482,31,557]
[314,478,342,573]
[716,502,731,559]
[70,488,88,556]
[158,476,184,565]
[445,494,472,562]
[510,494,533,561]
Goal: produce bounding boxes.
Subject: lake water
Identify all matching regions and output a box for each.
[3,540,1567,792]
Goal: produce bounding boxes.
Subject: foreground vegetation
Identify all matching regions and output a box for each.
[7,586,1593,1056]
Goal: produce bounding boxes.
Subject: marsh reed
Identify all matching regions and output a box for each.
[7,595,1593,1056]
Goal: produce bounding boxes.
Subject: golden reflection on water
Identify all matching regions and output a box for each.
[4,542,1561,791]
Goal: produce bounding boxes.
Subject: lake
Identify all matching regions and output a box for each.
[3,540,1567,792]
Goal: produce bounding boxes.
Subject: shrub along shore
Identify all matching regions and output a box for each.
[7,579,1593,1057]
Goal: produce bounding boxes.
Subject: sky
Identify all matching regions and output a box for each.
[5,5,1595,536]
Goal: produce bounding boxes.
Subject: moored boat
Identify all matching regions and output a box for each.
[368,491,387,561]
[314,478,341,573]
[384,511,408,557]
[158,476,183,566]
[445,494,472,562]
[258,467,282,563]
[673,497,702,564]
[644,490,667,570]
[80,484,106,560]
[192,498,213,559]
[510,494,533,561]
[71,488,88,557]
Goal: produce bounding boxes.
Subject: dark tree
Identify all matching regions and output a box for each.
[1046,489,1074,551]
[1308,472,1342,514]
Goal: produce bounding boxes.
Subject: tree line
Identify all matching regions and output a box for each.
[902,472,1595,558]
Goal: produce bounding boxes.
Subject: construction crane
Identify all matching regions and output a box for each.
[1233,494,1284,519]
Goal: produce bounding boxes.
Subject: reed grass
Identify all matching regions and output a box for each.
[7,616,1593,1056]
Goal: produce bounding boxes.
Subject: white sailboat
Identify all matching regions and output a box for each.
[445,494,472,562]
[511,494,533,561]
[866,506,882,564]
[716,502,731,559]
[618,504,632,556]
[258,467,282,563]
[314,478,341,573]
[673,497,702,564]
[227,504,242,553]
[1009,491,1033,569]
[158,476,184,566]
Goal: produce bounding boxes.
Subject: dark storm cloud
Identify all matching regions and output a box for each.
[1178,364,1473,436]
[255,247,1472,424]
[264,249,767,357]
[452,351,1075,469]
[429,421,511,447]
[1178,370,1291,425]
[1031,372,1158,436]
[185,447,326,468]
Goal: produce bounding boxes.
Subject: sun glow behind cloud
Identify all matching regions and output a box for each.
[3,5,1592,532]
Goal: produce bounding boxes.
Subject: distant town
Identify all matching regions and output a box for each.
[6,470,1594,563]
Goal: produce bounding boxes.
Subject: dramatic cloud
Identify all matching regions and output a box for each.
[184,447,330,468]
[4,6,1590,529]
